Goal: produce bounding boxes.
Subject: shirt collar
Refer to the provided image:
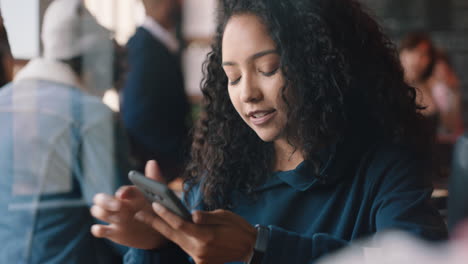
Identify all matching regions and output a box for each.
[254,136,371,192]
[274,161,317,191]
[14,58,83,89]
[141,16,179,54]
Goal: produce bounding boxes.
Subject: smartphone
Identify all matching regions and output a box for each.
[128,170,192,221]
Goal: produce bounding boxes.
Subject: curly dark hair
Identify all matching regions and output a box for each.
[184,0,428,210]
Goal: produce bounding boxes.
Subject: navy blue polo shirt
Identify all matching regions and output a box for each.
[124,143,447,264]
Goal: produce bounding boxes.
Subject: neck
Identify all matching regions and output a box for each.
[147,9,174,31]
[273,139,305,171]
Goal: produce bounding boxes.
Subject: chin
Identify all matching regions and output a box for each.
[254,131,278,142]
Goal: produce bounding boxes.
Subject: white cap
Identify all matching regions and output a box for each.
[41,0,111,60]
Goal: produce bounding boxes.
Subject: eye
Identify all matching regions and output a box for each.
[229,76,241,86]
[260,67,279,77]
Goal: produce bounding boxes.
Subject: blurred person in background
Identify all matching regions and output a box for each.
[120,0,191,184]
[400,32,466,178]
[0,0,128,262]
[399,32,437,127]
[429,49,464,143]
[399,32,464,143]
[399,32,454,177]
[0,10,13,87]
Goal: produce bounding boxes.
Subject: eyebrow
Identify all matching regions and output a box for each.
[222,49,278,66]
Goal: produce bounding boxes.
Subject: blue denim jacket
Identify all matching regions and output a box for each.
[0,59,124,263]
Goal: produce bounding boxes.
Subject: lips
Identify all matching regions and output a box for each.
[248,109,276,125]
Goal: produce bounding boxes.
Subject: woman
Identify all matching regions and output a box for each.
[91,0,447,263]
[399,32,435,88]
[399,32,438,130]
[399,32,464,143]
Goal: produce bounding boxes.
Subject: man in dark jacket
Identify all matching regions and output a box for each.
[120,0,190,182]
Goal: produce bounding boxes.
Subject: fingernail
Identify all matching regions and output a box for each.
[91,225,99,234]
[91,225,110,236]
[152,202,163,213]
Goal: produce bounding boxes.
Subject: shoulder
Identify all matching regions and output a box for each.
[79,91,112,113]
[366,144,424,169]
[362,143,433,195]
[128,27,152,43]
[127,27,165,53]
[78,93,114,130]
[366,144,428,175]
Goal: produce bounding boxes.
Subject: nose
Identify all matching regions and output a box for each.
[240,74,262,103]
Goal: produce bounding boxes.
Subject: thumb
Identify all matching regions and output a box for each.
[145,160,166,184]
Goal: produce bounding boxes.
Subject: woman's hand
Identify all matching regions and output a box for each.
[90,160,169,249]
[136,204,257,264]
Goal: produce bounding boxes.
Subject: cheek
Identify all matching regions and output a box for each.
[228,87,243,116]
[268,75,287,107]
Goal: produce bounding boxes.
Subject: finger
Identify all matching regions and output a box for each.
[192,209,228,225]
[152,202,195,234]
[145,160,166,183]
[116,186,153,215]
[91,224,129,243]
[91,224,113,238]
[115,185,146,204]
[90,205,122,224]
[93,193,121,211]
[135,210,178,242]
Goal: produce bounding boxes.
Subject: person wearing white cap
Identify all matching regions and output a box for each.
[0,0,127,263]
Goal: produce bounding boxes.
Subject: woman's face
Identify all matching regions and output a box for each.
[400,41,431,84]
[222,14,288,143]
